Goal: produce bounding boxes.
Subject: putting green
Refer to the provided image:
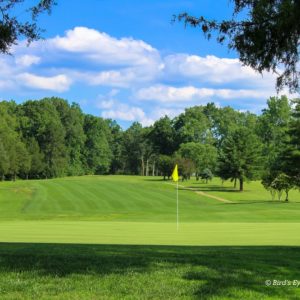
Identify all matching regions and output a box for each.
[0,221,299,245]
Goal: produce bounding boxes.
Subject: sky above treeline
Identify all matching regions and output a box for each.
[0,0,298,127]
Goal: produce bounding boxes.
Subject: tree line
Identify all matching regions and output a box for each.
[0,96,299,196]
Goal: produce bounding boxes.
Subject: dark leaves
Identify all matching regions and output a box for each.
[0,0,56,54]
[175,0,300,93]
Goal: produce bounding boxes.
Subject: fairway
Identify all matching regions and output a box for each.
[0,175,300,222]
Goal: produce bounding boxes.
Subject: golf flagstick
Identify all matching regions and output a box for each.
[177,179,179,232]
[171,164,179,231]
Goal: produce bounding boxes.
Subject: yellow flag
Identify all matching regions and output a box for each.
[171,164,179,182]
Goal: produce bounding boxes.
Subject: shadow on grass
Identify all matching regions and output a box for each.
[180,186,300,205]
[226,201,300,205]
[0,243,299,299]
[142,178,166,182]
[185,185,239,192]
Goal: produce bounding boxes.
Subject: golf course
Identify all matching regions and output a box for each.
[1,0,300,297]
[0,175,300,299]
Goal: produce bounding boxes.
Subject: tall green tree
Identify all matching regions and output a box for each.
[121,122,145,175]
[211,106,243,147]
[18,100,68,178]
[281,98,300,186]
[50,98,86,176]
[257,96,291,171]
[174,106,212,144]
[106,120,123,174]
[218,127,262,191]
[83,115,112,174]
[149,116,177,155]
[141,129,155,176]
[0,101,30,180]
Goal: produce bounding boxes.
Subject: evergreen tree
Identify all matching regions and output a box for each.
[281,98,300,186]
[218,127,262,191]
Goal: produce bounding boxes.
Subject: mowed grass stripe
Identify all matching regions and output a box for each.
[0,221,299,245]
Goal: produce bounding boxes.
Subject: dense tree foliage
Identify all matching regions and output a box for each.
[0,97,299,193]
[176,0,300,92]
[257,96,291,172]
[218,127,262,191]
[261,97,299,195]
[280,98,300,185]
[179,142,217,179]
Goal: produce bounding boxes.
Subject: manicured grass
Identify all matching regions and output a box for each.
[0,175,300,299]
[0,243,299,299]
[0,175,299,223]
[0,221,300,245]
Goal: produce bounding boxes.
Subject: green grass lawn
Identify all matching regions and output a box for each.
[0,175,299,223]
[0,243,300,299]
[0,175,300,299]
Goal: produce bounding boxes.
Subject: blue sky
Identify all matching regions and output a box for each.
[0,0,296,127]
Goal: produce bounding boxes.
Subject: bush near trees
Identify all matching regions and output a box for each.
[157,155,173,180]
[199,168,214,184]
[0,96,299,196]
[263,173,295,202]
[179,142,217,180]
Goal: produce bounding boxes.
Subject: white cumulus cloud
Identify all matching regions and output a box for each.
[135,85,272,102]
[17,73,72,92]
[0,26,298,117]
[49,27,160,66]
[163,54,277,88]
